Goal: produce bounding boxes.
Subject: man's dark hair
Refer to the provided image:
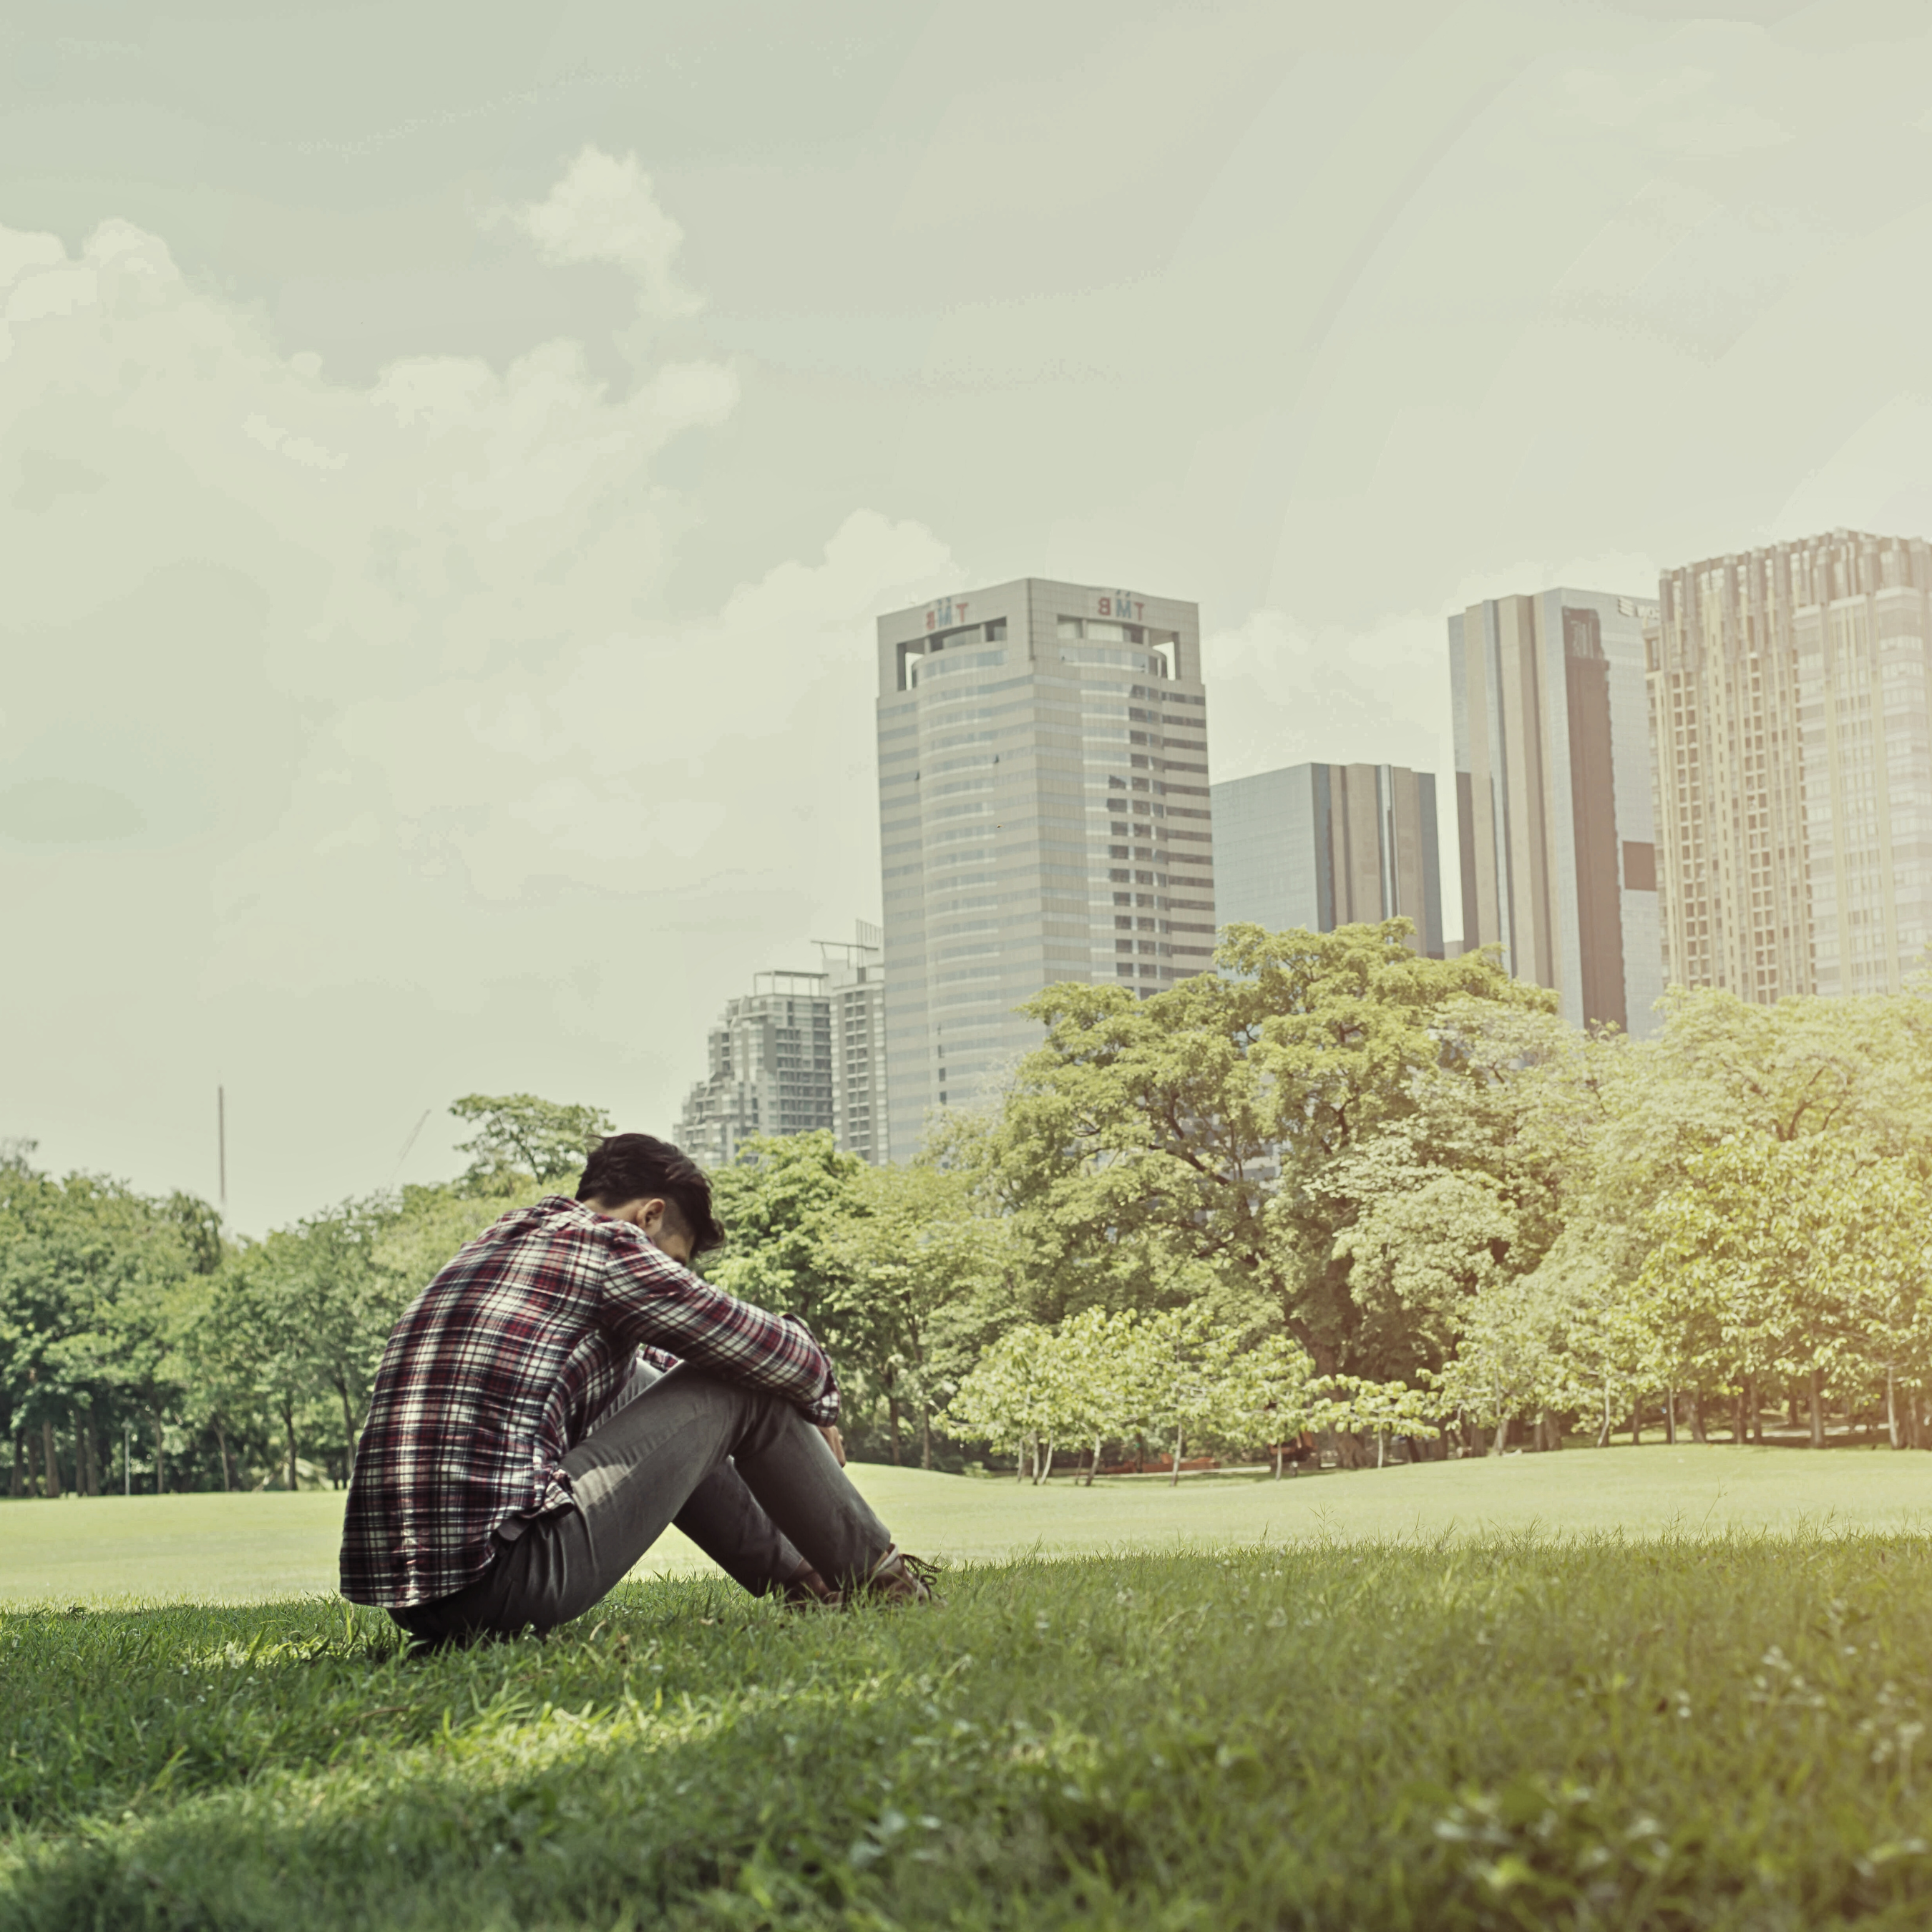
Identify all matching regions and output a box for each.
[575,1133,726,1254]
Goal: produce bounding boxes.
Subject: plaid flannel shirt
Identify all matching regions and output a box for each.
[338,1194,839,1609]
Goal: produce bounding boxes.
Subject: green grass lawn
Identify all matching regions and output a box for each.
[8,1444,1932,1606]
[9,1450,1932,1928]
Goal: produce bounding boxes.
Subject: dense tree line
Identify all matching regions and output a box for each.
[9,922,1932,1498]
[945,921,1932,1461]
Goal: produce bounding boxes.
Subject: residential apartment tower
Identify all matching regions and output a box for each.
[674,924,892,1170]
[1648,530,1932,999]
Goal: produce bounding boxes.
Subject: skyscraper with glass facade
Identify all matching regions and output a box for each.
[1211,761,1442,956]
[875,578,1216,1162]
[1449,587,1664,1036]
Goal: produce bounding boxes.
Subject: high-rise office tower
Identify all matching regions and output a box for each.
[1211,761,1443,956]
[1648,530,1932,1000]
[876,579,1216,1162]
[1449,587,1664,1035]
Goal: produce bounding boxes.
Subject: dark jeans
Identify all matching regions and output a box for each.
[394,1363,892,1643]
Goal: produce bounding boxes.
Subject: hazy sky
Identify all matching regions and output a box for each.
[6,0,1932,1227]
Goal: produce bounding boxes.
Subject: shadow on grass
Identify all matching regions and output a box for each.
[11,1539,1932,1930]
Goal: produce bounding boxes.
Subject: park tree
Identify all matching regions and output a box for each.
[706,1131,868,1344]
[821,1159,1016,1466]
[0,1149,223,1497]
[1219,1330,1325,1477]
[1816,1153,1932,1446]
[1639,1135,1845,1445]
[449,1093,614,1190]
[1133,1302,1247,1485]
[976,922,1550,1377]
[943,1324,1066,1482]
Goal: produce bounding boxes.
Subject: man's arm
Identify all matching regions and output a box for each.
[600,1227,839,1425]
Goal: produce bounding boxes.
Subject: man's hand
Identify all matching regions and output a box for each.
[819,1424,847,1468]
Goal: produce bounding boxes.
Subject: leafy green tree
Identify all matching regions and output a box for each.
[975,922,1549,1381]
[1131,1303,1246,1486]
[942,1324,1063,1481]
[706,1131,867,1340]
[821,1161,1016,1466]
[449,1093,614,1190]
[1219,1330,1325,1477]
[0,1153,220,1496]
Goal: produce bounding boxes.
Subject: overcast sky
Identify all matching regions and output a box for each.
[5,0,1932,1227]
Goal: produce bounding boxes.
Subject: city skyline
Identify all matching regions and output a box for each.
[9,1,1932,1226]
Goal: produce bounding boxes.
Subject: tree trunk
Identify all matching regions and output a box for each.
[1596,1387,1611,1449]
[1492,1414,1510,1455]
[215,1418,233,1492]
[155,1415,167,1495]
[1808,1369,1825,1449]
[25,1428,41,1497]
[921,1404,932,1472]
[42,1417,63,1498]
[1273,1440,1284,1480]
[1691,1390,1707,1444]
[1664,1391,1677,1446]
[9,1434,19,1498]
[1888,1367,1901,1451]
[1732,1387,1746,1445]
[887,1390,902,1467]
[1630,1395,1641,1446]
[282,1402,298,1492]
[1748,1377,1762,1445]
[1170,1425,1184,1487]
[1089,1434,1103,1487]
[1015,1438,1025,1483]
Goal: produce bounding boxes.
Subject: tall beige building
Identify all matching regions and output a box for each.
[875,579,1216,1161]
[1647,531,1932,1000]
[1449,587,1663,1035]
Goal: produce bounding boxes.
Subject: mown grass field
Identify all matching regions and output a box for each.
[8,1443,1932,1606]
[8,1450,1932,1928]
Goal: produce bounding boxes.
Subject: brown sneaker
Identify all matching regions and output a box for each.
[854,1546,942,1606]
[779,1561,841,1609]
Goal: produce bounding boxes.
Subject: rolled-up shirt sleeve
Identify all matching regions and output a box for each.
[598,1228,840,1425]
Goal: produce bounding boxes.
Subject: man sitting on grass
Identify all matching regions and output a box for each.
[340,1132,934,1644]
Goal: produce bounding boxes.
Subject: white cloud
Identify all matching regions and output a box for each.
[0,157,959,1221]
[496,147,698,316]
